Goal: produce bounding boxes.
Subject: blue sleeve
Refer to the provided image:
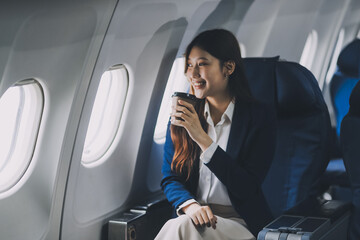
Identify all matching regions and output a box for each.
[160,122,196,209]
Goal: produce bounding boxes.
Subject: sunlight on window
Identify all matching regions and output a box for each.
[300,30,318,70]
[82,65,128,165]
[0,88,21,169]
[0,81,43,193]
[153,58,189,144]
[325,29,345,86]
[239,42,246,58]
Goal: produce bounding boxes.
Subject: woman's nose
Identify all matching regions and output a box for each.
[190,65,200,78]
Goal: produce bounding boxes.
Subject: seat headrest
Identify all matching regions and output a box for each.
[275,62,320,117]
[243,57,323,118]
[349,81,360,116]
[337,39,360,78]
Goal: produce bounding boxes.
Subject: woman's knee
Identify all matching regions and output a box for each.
[161,215,194,235]
[174,215,193,229]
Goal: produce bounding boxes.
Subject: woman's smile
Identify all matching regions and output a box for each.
[186,46,229,100]
[192,80,206,89]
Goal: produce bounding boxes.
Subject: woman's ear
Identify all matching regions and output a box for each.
[224,60,235,76]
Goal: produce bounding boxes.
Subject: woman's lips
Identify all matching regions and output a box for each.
[192,80,205,89]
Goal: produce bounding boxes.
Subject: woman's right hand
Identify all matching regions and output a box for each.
[182,203,217,229]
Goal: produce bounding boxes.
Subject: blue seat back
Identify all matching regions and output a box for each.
[340,81,360,240]
[330,39,360,138]
[244,57,331,217]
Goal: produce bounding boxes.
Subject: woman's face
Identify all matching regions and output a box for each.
[186,46,229,100]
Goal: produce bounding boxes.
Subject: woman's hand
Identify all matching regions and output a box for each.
[182,203,217,229]
[171,100,212,151]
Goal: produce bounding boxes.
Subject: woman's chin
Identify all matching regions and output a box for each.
[194,91,206,99]
[195,94,206,99]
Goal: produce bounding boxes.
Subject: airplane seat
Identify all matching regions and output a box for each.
[324,39,360,200]
[108,57,351,240]
[340,81,360,240]
[243,57,351,240]
[243,57,331,218]
[330,38,360,140]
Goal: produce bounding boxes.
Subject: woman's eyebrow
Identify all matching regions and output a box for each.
[188,57,209,61]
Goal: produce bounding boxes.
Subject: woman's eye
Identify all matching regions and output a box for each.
[187,63,192,67]
[198,62,207,66]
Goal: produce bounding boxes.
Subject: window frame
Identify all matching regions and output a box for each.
[81,64,129,167]
[153,57,189,144]
[0,79,44,194]
[299,30,318,70]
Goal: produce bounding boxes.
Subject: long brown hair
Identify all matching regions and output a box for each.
[170,93,208,180]
[170,29,252,180]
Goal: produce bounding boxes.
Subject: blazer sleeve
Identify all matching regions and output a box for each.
[205,103,277,201]
[160,122,196,209]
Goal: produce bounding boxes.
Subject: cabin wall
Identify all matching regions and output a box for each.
[0,0,359,240]
[0,0,117,239]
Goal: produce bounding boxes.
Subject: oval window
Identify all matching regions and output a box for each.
[0,80,44,193]
[154,58,189,143]
[82,65,129,165]
[300,30,318,70]
[239,42,246,58]
[324,29,345,86]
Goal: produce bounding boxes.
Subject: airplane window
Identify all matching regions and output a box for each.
[0,80,43,194]
[239,42,246,58]
[82,65,128,166]
[324,29,345,86]
[154,58,189,144]
[300,30,318,70]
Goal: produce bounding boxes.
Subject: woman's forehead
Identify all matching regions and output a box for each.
[188,47,214,61]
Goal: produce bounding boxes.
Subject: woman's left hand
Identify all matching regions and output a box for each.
[171,100,213,151]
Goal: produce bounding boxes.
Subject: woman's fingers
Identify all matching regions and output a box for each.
[187,206,217,229]
[172,105,192,117]
[170,99,212,151]
[191,215,199,226]
[171,111,191,123]
[205,207,217,229]
[170,117,185,127]
[199,210,210,227]
[196,213,205,227]
[203,206,216,229]
[178,100,196,113]
[171,105,194,128]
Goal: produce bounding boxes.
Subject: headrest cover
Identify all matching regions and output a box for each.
[275,62,320,117]
[244,57,324,118]
[337,39,360,78]
[243,57,279,107]
[349,81,360,116]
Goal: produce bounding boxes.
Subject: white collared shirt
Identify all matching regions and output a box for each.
[177,100,234,214]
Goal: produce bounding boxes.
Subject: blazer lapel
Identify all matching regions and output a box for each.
[226,100,252,160]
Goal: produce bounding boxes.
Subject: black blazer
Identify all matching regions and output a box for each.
[161,99,277,236]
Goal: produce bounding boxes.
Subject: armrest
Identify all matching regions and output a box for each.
[108,191,172,240]
[257,197,352,240]
[285,197,352,223]
[131,191,170,212]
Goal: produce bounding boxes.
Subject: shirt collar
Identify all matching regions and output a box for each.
[204,100,235,125]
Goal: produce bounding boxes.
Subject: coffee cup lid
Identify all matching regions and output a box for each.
[171,92,198,101]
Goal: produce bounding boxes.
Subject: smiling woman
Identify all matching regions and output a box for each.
[185,47,232,101]
[156,29,277,240]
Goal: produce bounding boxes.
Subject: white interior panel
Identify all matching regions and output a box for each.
[0,1,117,239]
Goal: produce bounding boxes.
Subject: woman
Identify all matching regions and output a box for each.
[156,29,277,240]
